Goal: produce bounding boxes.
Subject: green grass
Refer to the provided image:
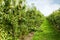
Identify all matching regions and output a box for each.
[32,19,60,40]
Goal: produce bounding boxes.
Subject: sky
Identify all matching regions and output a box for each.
[26,0,60,16]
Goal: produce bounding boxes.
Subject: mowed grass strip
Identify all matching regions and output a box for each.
[32,19,60,40]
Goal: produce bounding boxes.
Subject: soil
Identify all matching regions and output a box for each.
[24,32,34,40]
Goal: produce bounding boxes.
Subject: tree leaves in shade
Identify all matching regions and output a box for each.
[47,9,60,30]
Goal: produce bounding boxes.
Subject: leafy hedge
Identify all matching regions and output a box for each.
[47,9,60,30]
[0,0,44,40]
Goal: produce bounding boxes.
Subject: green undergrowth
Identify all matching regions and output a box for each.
[32,19,60,40]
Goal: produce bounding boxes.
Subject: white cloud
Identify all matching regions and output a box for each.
[26,0,60,16]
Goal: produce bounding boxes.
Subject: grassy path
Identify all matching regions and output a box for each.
[32,19,60,40]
